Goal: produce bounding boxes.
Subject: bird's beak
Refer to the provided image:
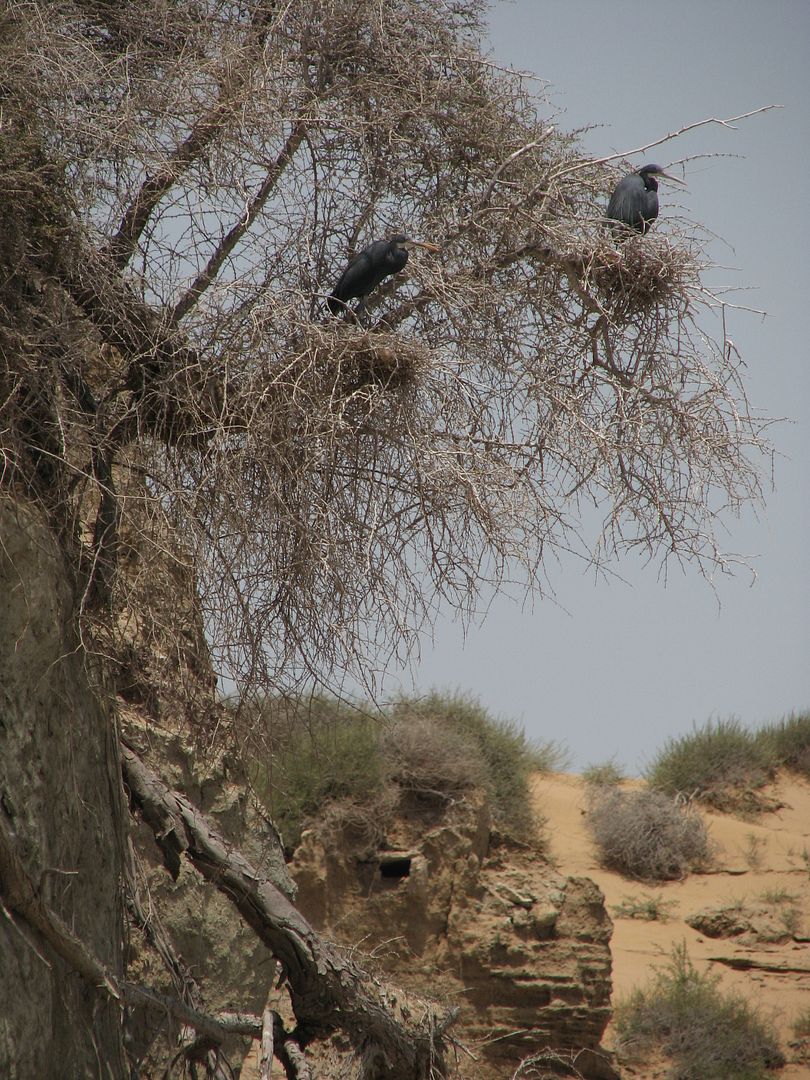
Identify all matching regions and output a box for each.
[659,169,687,186]
[409,241,441,252]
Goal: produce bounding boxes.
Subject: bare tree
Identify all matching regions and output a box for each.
[0,0,773,1074]
[3,0,771,695]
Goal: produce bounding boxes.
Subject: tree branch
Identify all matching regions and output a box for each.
[559,105,782,178]
[120,740,456,1078]
[0,813,266,1046]
[103,4,281,268]
[169,113,311,324]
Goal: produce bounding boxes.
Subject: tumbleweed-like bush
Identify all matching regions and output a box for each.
[586,785,711,880]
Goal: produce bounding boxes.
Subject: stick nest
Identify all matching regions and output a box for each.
[588,231,698,312]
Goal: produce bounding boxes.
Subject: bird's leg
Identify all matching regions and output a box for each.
[355,297,368,327]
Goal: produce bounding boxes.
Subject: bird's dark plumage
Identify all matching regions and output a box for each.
[607,163,680,235]
[326,235,437,315]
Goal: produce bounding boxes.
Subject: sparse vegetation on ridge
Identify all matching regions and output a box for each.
[390,693,566,837]
[615,943,784,1080]
[646,713,810,814]
[756,712,810,778]
[646,718,775,812]
[249,692,557,851]
[581,759,625,787]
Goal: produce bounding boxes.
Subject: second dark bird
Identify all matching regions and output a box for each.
[606,163,685,235]
[326,234,439,316]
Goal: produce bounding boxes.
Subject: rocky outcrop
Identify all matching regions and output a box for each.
[291,790,613,1077]
[686,901,801,945]
[0,499,128,1078]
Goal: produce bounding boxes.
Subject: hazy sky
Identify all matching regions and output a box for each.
[392,0,810,771]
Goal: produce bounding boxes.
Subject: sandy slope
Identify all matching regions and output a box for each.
[531,771,810,1077]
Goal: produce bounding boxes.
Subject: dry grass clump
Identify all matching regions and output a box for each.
[615,943,784,1079]
[647,719,780,814]
[586,786,711,880]
[510,1047,586,1078]
[381,712,487,797]
[611,893,678,923]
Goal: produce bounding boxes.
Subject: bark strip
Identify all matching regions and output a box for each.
[120,741,455,1079]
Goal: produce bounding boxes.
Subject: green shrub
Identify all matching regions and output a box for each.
[582,759,625,787]
[615,943,784,1079]
[586,786,710,880]
[252,696,385,851]
[390,691,563,837]
[755,712,810,778]
[611,893,678,922]
[646,719,776,812]
[250,691,550,848]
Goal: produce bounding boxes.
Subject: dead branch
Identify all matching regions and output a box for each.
[121,741,455,1078]
[170,113,312,324]
[102,3,282,268]
[259,1007,275,1080]
[0,813,121,997]
[560,106,782,177]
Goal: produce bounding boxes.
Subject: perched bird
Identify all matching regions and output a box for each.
[606,163,685,235]
[326,234,439,316]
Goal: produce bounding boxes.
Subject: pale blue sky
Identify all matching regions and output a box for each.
[392,0,810,771]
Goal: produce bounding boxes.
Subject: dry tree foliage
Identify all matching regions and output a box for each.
[1,0,772,706]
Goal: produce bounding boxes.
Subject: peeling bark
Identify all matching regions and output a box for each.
[121,741,456,1079]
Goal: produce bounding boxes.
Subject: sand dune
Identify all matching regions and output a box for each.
[531,771,810,1077]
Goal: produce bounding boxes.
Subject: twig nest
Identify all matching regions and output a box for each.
[298,323,430,395]
[590,233,694,309]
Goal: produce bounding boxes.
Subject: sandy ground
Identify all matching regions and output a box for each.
[531,771,810,1078]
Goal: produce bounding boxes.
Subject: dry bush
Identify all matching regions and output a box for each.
[586,786,711,880]
[381,712,487,796]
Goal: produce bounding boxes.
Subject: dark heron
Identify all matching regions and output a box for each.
[606,163,685,235]
[326,234,439,316]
